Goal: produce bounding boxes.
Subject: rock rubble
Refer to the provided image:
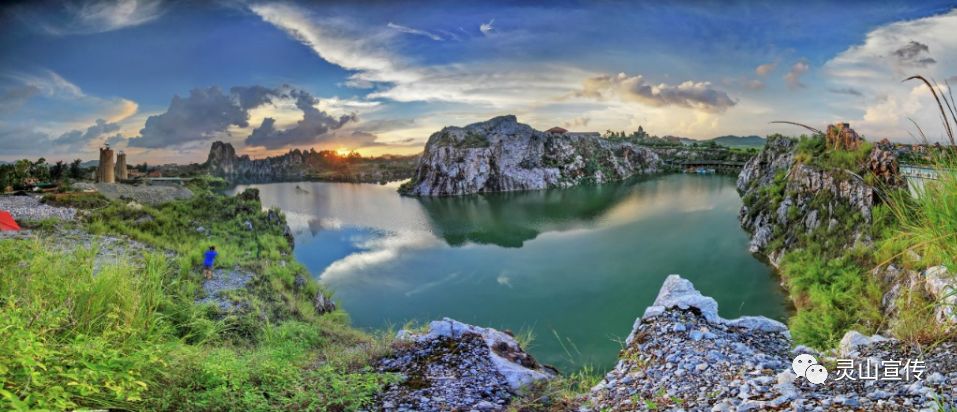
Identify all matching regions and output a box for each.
[584,275,956,411]
[377,318,556,411]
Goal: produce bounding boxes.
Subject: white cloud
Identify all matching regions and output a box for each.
[251,3,412,85]
[755,62,776,76]
[575,72,737,113]
[784,60,809,90]
[6,70,84,99]
[22,0,165,35]
[824,9,957,141]
[387,22,443,41]
[251,3,590,108]
[479,19,495,36]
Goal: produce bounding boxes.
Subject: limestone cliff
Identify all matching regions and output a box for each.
[736,135,878,266]
[401,115,661,196]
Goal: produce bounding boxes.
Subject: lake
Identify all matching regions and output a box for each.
[228,174,790,371]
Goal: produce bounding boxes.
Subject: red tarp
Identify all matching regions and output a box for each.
[0,211,20,231]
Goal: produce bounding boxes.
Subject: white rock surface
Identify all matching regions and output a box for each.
[404,115,660,196]
[639,274,788,337]
[924,265,957,323]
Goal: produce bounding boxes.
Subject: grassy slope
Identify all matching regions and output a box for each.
[0,177,396,411]
[746,134,955,349]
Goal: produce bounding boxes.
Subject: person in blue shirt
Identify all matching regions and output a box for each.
[203,245,218,280]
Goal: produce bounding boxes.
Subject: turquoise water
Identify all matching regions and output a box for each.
[229,174,790,371]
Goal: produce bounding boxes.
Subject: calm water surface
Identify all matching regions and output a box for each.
[229,174,789,371]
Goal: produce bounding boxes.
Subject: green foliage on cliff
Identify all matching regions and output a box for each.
[794,134,873,172]
[0,188,396,410]
[433,130,491,148]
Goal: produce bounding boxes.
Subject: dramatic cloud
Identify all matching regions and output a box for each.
[130,87,249,148]
[824,9,957,141]
[784,61,809,90]
[388,22,443,41]
[231,85,278,110]
[828,87,863,96]
[245,89,357,149]
[755,62,776,76]
[576,73,736,113]
[6,70,84,99]
[128,84,359,150]
[55,118,121,148]
[479,19,495,36]
[893,41,936,67]
[251,3,406,85]
[0,118,123,156]
[251,3,589,108]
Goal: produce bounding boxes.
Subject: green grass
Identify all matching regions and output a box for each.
[780,247,884,348]
[793,134,874,172]
[0,187,397,411]
[879,154,957,271]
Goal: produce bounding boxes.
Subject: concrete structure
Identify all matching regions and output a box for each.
[97,146,115,183]
[115,151,128,181]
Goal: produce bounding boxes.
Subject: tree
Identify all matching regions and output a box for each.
[30,158,50,181]
[50,160,65,180]
[69,159,83,179]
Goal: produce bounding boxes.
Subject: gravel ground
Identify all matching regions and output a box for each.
[0,226,156,274]
[197,268,254,311]
[0,195,77,221]
[75,182,193,205]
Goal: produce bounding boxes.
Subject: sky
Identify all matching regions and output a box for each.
[1,0,957,164]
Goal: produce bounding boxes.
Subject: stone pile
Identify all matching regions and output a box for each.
[0,195,77,221]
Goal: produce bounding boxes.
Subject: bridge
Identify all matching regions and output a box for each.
[900,164,941,181]
[666,160,748,174]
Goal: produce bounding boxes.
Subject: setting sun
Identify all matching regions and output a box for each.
[335,147,351,156]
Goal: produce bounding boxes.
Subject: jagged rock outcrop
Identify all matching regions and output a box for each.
[736,134,878,266]
[206,141,309,179]
[376,318,556,411]
[205,141,417,183]
[402,115,661,196]
[584,275,957,411]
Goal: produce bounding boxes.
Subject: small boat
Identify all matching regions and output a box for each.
[295,185,310,193]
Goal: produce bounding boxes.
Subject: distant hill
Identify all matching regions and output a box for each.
[655,135,766,148]
[708,135,765,147]
[81,160,99,168]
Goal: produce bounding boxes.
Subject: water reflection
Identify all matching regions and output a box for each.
[228,175,789,371]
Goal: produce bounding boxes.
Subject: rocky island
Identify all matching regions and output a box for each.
[401,115,661,196]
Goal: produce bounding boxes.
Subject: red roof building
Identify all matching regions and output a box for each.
[546,126,568,135]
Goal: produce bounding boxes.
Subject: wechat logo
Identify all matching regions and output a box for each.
[792,354,828,384]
